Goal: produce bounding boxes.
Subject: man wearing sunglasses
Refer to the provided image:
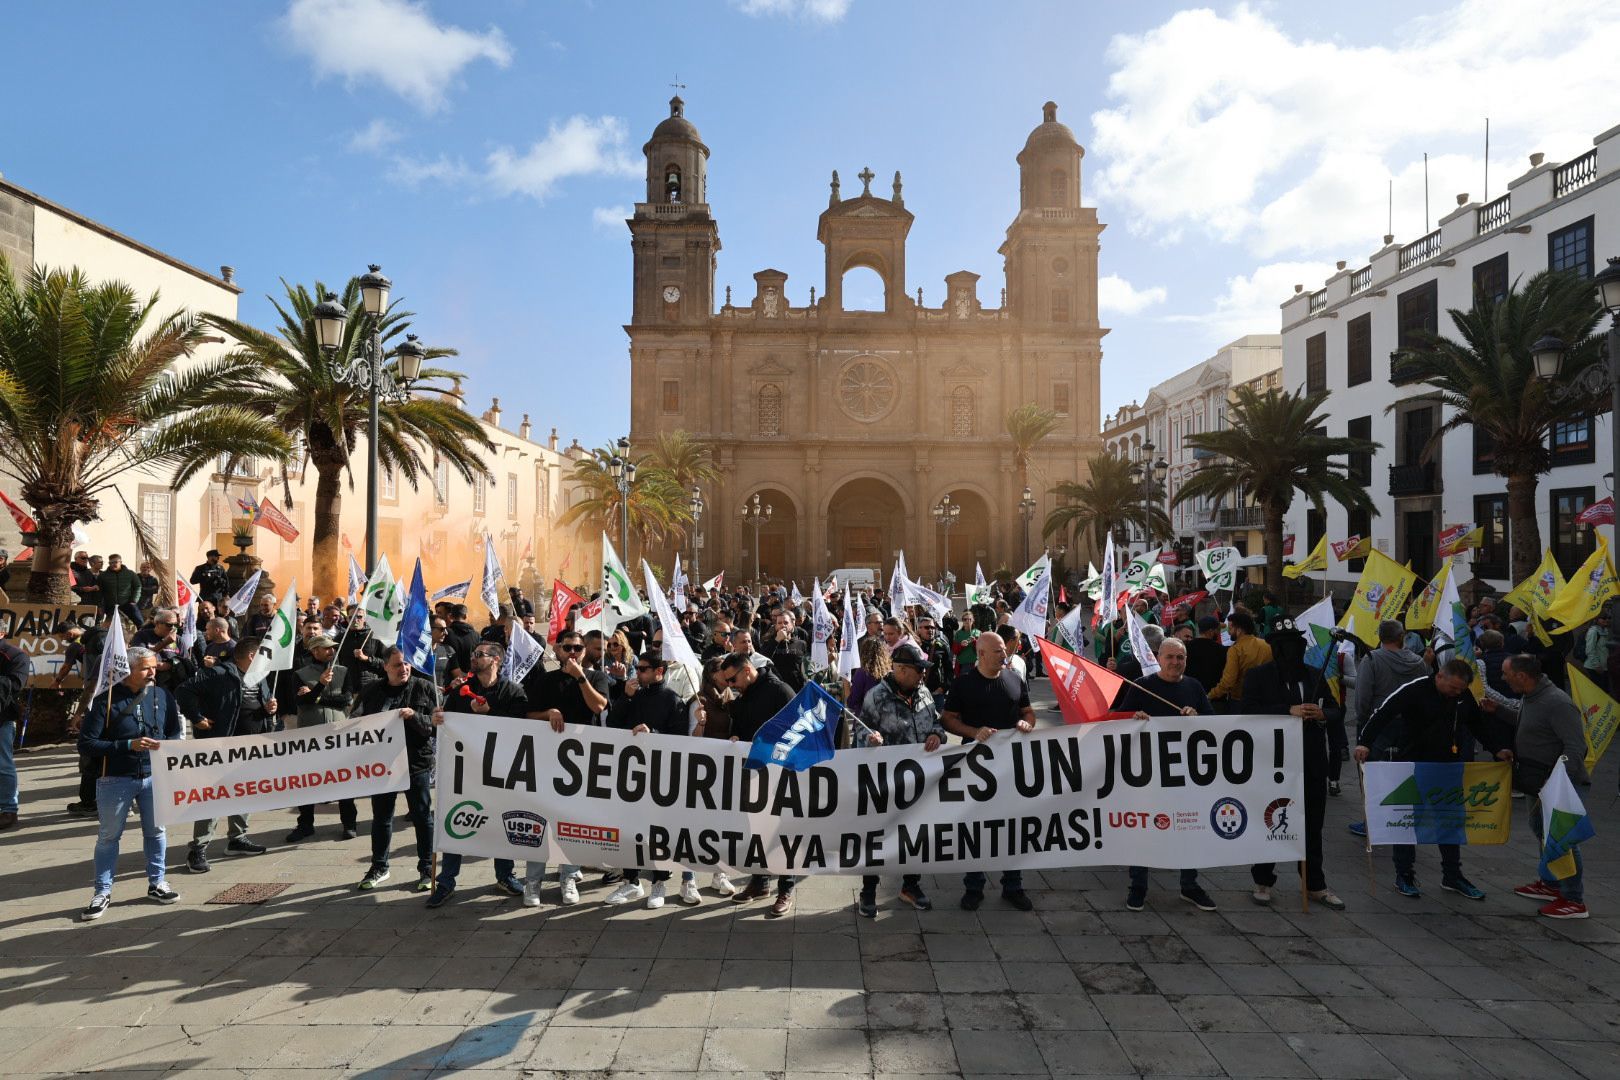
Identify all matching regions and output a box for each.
[524,629,610,729]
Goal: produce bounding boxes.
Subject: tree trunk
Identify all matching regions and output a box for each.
[311,457,345,605]
[1506,471,1542,583]
[1263,505,1286,597]
[24,519,75,604]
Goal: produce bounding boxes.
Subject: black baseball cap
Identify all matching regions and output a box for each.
[205,549,221,557]
[890,643,928,669]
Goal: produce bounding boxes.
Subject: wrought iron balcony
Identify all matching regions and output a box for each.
[1389,462,1440,497]
[1217,506,1263,529]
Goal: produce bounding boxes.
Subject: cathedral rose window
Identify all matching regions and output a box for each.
[838,357,898,422]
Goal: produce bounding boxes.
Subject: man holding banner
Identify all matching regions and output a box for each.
[357,649,440,893]
[77,647,183,920]
[856,643,944,916]
[176,640,276,874]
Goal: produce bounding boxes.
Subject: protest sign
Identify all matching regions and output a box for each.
[1361,761,1512,846]
[151,710,408,826]
[0,603,98,686]
[434,713,1304,874]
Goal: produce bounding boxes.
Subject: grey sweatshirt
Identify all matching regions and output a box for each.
[1354,646,1432,732]
[1515,677,1590,785]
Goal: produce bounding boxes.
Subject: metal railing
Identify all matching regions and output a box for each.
[1350,266,1373,293]
[1399,230,1443,272]
[1554,151,1598,199]
[1216,506,1263,529]
[1308,290,1326,313]
[1476,194,1511,234]
[1388,462,1440,497]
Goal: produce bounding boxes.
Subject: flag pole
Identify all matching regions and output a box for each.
[1358,760,1375,895]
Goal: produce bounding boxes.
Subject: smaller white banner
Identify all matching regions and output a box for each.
[151,711,409,826]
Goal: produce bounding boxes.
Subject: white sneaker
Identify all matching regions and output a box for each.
[522,882,541,908]
[560,875,580,905]
[604,881,646,905]
[679,879,702,905]
[569,869,584,881]
[646,882,666,909]
[1251,885,1272,906]
[711,871,736,897]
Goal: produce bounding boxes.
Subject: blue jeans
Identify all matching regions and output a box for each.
[438,854,515,890]
[1392,843,1461,882]
[1531,797,1584,902]
[524,861,580,888]
[964,869,1024,895]
[370,770,433,878]
[93,775,165,894]
[0,719,16,814]
[1128,866,1199,892]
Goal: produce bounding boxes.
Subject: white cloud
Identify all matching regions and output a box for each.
[347,118,402,154]
[387,153,469,187]
[1090,0,1620,259]
[734,0,851,23]
[592,206,632,230]
[283,0,512,113]
[485,116,640,202]
[1097,273,1167,316]
[1164,260,1337,344]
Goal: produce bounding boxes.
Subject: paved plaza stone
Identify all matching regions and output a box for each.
[7,691,1620,1078]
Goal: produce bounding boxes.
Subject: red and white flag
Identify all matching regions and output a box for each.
[253,497,299,542]
[549,579,585,642]
[1578,497,1615,526]
[1036,636,1132,724]
[0,491,36,533]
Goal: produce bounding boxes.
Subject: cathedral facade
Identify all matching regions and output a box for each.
[625,98,1105,586]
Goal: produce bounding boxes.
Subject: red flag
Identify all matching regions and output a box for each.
[0,490,36,533]
[341,533,354,551]
[549,579,585,642]
[1164,590,1208,616]
[1037,636,1132,723]
[1578,497,1614,526]
[175,577,195,608]
[1058,584,1068,604]
[12,547,32,562]
[253,497,299,542]
[1281,534,1296,557]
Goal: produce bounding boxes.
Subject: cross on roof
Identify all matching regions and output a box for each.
[858,167,874,195]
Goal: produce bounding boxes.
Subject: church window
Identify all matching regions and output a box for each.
[951,386,975,437]
[1054,383,1072,416]
[1050,288,1071,322]
[664,164,682,203]
[662,380,681,413]
[1048,169,1067,205]
[758,384,783,436]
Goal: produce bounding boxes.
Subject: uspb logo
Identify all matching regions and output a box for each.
[502,811,548,849]
[1209,797,1247,839]
[445,800,488,840]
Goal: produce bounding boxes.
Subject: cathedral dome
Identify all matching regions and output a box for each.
[1022,101,1079,153]
[650,96,703,144]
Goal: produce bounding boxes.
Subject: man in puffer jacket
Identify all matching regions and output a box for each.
[856,643,944,915]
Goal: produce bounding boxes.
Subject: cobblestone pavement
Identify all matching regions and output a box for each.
[6,693,1620,1078]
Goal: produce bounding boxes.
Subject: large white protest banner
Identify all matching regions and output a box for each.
[434,714,1304,873]
[152,711,408,826]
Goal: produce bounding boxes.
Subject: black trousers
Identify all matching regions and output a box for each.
[861,873,920,896]
[78,752,98,805]
[1252,721,1328,893]
[297,799,358,830]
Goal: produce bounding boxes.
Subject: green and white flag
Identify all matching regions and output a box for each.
[1196,546,1240,593]
[1017,553,1050,593]
[361,556,405,646]
[966,562,991,606]
[1540,758,1595,880]
[1122,548,1160,588]
[245,579,299,688]
[601,532,648,628]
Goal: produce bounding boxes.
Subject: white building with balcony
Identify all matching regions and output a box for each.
[1278,123,1620,594]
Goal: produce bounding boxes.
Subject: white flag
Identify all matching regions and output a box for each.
[966,562,990,606]
[905,578,952,620]
[225,569,262,617]
[702,571,724,592]
[502,620,545,685]
[1056,600,1087,651]
[889,552,910,615]
[361,555,405,646]
[481,534,505,619]
[1126,605,1161,677]
[1141,561,1168,594]
[671,554,687,612]
[1099,535,1118,622]
[790,581,805,607]
[643,559,700,698]
[1196,546,1241,593]
[1123,548,1160,588]
[1017,553,1050,593]
[245,579,299,688]
[602,533,649,628]
[1432,564,1464,643]
[88,612,129,701]
[346,554,366,606]
[854,590,870,638]
[1008,563,1052,642]
[836,589,860,679]
[810,577,834,669]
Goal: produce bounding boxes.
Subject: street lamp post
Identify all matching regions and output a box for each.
[932,493,961,592]
[689,485,705,584]
[607,436,637,563]
[1533,256,1620,549]
[740,494,772,588]
[1129,440,1169,548]
[314,266,425,575]
[1018,486,1036,567]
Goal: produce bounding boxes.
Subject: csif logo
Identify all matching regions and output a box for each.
[445,800,489,840]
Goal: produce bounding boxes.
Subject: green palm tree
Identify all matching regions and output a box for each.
[558,445,694,565]
[0,257,291,602]
[1394,268,1604,581]
[643,430,718,492]
[1044,453,1172,565]
[204,278,494,604]
[1005,403,1060,492]
[1175,385,1380,595]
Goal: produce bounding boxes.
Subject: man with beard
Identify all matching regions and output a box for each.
[1241,619,1345,910]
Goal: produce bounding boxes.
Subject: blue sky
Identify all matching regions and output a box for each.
[4,0,1617,449]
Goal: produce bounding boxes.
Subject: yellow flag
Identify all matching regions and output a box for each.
[1405,561,1452,631]
[1544,535,1618,632]
[1504,549,1566,619]
[1337,550,1419,647]
[1283,535,1328,579]
[1566,663,1620,772]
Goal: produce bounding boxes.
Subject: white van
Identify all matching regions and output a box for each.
[830,568,879,593]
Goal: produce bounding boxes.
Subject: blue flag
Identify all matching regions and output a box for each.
[745,681,842,771]
[398,558,434,675]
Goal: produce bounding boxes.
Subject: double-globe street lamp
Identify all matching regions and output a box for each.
[1129,441,1169,548]
[741,493,772,587]
[689,485,705,584]
[312,265,426,575]
[933,494,961,592]
[1533,255,1620,530]
[607,436,636,563]
[1018,486,1037,567]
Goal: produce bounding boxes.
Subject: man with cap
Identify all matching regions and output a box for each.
[857,642,944,915]
[188,549,230,607]
[1185,615,1228,692]
[285,634,356,843]
[1241,617,1345,910]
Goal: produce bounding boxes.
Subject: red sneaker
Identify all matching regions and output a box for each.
[1513,881,1562,901]
[1539,898,1589,920]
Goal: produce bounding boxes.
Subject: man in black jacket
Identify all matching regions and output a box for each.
[1241,624,1344,910]
[188,549,230,606]
[76,647,183,919]
[176,639,275,872]
[424,643,528,906]
[338,612,386,700]
[762,609,810,690]
[355,648,441,892]
[1355,658,1514,900]
[720,652,800,913]
[443,604,481,676]
[0,633,31,831]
